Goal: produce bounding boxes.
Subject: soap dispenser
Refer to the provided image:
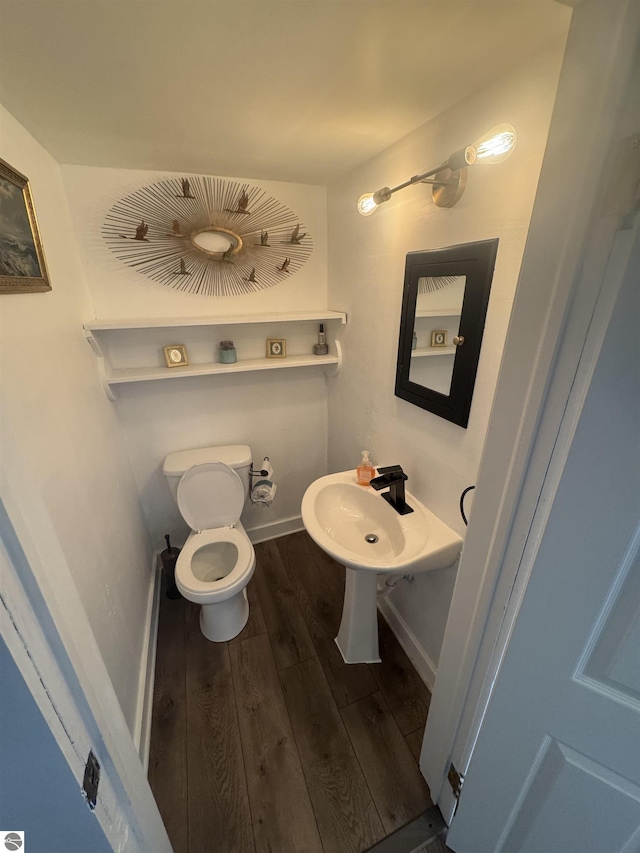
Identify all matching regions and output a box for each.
[356,450,375,486]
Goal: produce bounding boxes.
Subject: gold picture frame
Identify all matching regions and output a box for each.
[163,344,189,367]
[431,330,448,348]
[266,338,286,358]
[0,158,51,293]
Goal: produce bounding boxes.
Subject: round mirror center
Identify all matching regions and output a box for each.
[191,228,243,256]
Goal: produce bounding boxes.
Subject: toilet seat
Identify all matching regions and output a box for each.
[174,460,255,606]
[177,461,245,531]
[175,526,255,602]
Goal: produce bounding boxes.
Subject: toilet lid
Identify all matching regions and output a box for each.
[177,462,245,531]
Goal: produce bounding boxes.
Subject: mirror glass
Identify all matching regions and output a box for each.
[409,276,465,396]
[192,228,242,255]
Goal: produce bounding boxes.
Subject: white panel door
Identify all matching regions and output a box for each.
[446,227,640,852]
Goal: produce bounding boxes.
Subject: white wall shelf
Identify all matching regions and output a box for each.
[411,346,457,358]
[415,308,461,319]
[84,310,347,332]
[83,311,346,400]
[108,352,340,385]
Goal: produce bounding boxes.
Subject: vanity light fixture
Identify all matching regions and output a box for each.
[357,123,516,215]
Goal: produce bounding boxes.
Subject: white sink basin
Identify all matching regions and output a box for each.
[301,469,463,665]
[301,470,462,575]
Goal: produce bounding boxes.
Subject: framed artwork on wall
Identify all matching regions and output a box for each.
[0,158,51,294]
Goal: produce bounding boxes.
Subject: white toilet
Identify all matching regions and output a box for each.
[163,444,256,642]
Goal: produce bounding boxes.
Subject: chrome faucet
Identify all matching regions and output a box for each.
[370,465,414,515]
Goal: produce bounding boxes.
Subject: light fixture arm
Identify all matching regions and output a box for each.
[382,163,453,200]
[358,162,459,214]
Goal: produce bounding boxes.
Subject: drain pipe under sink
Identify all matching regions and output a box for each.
[377,574,414,597]
[363,532,414,597]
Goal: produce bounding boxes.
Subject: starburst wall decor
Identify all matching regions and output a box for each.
[418,275,460,294]
[102,176,313,296]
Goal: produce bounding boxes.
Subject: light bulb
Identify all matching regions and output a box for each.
[357,193,378,216]
[465,124,516,165]
[357,187,393,216]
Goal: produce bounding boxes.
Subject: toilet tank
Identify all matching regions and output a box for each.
[163,444,252,501]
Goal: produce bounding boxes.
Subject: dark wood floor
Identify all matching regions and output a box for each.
[148,531,434,853]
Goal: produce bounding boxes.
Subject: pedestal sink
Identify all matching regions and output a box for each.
[301,470,463,664]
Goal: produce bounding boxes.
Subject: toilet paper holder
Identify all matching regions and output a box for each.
[250,457,271,479]
[249,456,277,506]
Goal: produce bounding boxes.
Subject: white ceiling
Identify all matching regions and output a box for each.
[0,1,570,185]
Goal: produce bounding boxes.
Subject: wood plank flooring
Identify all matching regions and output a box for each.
[148,531,434,853]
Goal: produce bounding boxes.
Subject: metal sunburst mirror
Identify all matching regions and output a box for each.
[102,176,313,296]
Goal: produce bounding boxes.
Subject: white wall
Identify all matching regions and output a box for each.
[107,367,329,548]
[62,165,328,319]
[327,41,566,672]
[61,166,330,546]
[0,106,153,732]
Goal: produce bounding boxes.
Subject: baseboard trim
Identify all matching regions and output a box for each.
[364,806,446,853]
[377,596,438,692]
[132,553,162,771]
[246,514,305,545]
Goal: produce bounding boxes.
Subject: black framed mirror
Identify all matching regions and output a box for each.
[395,238,498,428]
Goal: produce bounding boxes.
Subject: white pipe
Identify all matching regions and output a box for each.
[376,573,416,597]
[377,575,401,597]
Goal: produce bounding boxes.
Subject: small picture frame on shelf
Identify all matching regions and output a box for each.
[430,330,448,348]
[266,338,286,358]
[163,344,189,367]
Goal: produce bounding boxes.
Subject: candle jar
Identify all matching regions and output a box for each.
[218,340,237,364]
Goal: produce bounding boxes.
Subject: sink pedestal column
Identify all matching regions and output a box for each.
[335,567,381,664]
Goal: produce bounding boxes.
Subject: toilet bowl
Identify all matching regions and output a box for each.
[163,446,256,642]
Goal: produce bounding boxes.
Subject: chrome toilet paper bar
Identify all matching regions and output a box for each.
[250,457,272,478]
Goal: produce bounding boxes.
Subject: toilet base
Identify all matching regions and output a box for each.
[199,588,249,642]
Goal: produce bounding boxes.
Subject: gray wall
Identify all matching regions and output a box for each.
[0,637,112,853]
